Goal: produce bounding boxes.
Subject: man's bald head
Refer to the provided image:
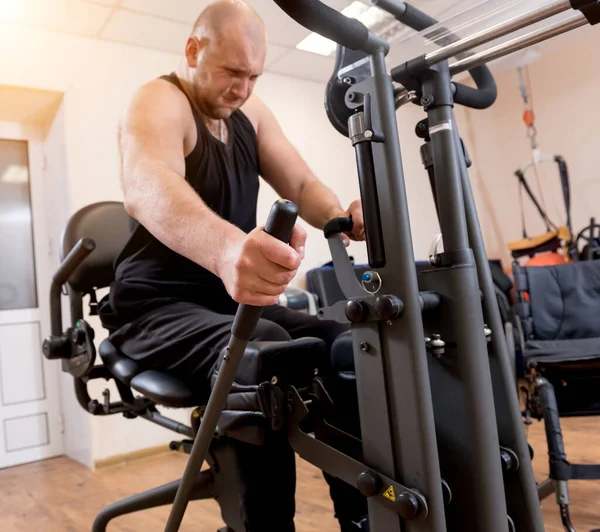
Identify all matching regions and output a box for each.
[191,0,266,46]
[179,0,267,120]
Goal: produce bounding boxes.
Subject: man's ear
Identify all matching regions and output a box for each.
[185,36,205,68]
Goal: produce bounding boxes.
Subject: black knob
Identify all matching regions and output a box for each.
[42,335,69,359]
[374,295,404,320]
[345,300,368,323]
[396,492,421,520]
[357,471,381,498]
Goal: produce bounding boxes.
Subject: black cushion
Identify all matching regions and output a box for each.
[526,260,600,340]
[524,337,600,364]
[226,337,328,387]
[130,371,203,408]
[99,339,140,384]
[61,201,131,293]
[99,339,203,408]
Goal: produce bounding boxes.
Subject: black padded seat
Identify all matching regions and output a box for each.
[99,339,203,408]
[525,337,600,364]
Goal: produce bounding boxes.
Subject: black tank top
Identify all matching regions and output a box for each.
[111,72,260,318]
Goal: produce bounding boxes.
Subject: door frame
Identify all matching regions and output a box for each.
[0,120,65,467]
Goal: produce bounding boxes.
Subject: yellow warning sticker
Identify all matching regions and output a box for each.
[383,485,396,502]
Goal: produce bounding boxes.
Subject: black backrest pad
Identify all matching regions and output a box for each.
[61,201,131,293]
[526,260,600,340]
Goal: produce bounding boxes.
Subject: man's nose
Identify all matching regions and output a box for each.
[230,77,250,100]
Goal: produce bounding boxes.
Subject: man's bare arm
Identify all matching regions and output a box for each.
[247,97,347,230]
[119,80,243,277]
[119,81,304,306]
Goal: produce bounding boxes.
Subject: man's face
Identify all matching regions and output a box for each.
[189,33,266,119]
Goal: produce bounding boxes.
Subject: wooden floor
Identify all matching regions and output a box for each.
[1,417,599,531]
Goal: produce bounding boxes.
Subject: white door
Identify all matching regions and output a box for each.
[0,127,64,468]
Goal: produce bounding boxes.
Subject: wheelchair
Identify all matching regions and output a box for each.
[42,200,352,531]
[512,259,600,532]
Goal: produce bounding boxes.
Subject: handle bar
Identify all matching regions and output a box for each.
[276,0,497,110]
[50,237,96,336]
[165,199,299,531]
[376,0,497,109]
[273,0,387,53]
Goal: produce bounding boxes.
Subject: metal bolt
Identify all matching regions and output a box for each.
[429,334,445,348]
[484,324,492,342]
[360,342,370,353]
[364,130,373,139]
[342,76,353,85]
[421,94,434,107]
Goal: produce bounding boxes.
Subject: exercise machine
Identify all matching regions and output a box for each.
[165,1,600,531]
[42,1,600,531]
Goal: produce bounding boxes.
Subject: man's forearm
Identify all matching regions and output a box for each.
[297,178,346,230]
[124,160,243,277]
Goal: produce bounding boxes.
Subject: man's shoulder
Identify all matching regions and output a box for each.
[239,94,270,134]
[131,76,188,111]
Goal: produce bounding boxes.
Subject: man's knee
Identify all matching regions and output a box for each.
[252,319,292,342]
[312,319,349,350]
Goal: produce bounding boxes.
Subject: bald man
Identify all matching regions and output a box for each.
[108,1,368,530]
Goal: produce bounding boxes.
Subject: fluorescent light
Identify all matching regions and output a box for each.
[0,0,20,22]
[296,1,399,57]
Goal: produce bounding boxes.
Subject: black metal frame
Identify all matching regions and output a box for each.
[42,1,600,531]
[42,213,247,532]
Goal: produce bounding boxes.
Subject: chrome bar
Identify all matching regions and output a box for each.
[424,0,573,67]
[449,13,587,75]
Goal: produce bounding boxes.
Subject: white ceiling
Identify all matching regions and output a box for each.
[0,0,591,83]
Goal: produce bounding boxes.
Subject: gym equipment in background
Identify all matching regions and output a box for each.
[513,258,600,531]
[167,1,599,531]
[576,217,600,260]
[507,66,578,264]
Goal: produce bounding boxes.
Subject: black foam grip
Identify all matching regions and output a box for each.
[402,2,438,30]
[453,66,497,109]
[537,378,572,481]
[273,0,370,51]
[264,199,298,243]
[231,200,299,341]
[571,0,600,25]
[324,216,354,238]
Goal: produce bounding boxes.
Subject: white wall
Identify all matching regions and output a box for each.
[0,21,445,466]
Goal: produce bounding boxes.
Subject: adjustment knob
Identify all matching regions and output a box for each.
[42,335,70,360]
[345,300,369,323]
[374,295,404,321]
[396,492,421,520]
[357,471,381,497]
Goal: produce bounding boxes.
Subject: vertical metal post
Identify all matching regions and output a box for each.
[419,61,509,531]
[452,126,546,532]
[365,48,447,532]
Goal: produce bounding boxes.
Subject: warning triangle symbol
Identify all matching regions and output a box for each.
[383,485,396,502]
